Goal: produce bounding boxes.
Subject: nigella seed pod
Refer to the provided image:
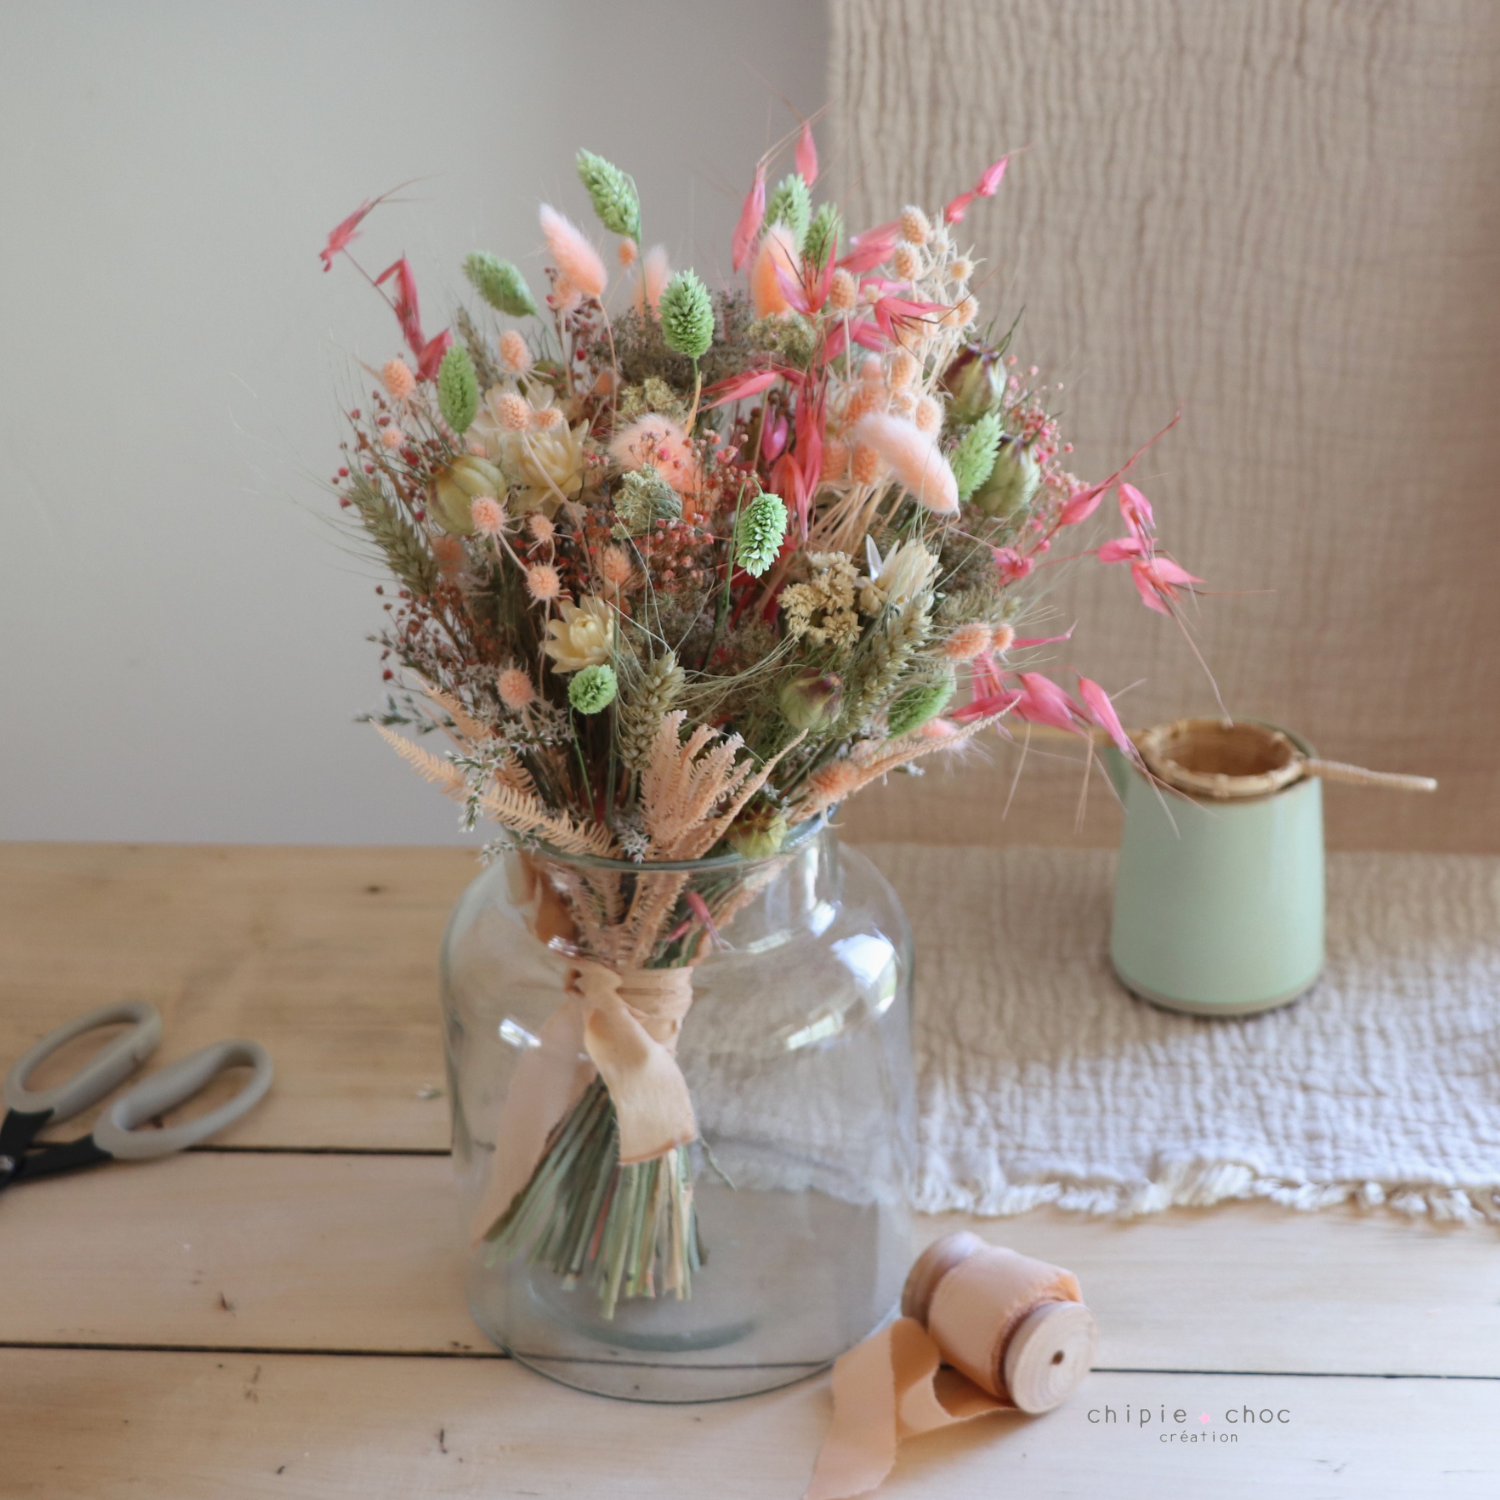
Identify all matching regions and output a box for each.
[726,804,790,859]
[972,437,1042,519]
[779,671,844,731]
[431,455,506,536]
[941,344,1007,423]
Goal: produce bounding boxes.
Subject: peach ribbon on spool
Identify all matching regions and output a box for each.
[805,1233,1098,1500]
[468,958,696,1245]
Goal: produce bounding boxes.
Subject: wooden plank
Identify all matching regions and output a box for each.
[3,1152,1498,1377]
[2,1347,1495,1499]
[0,843,470,1150]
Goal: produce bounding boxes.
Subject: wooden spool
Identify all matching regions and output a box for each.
[902,1232,1098,1414]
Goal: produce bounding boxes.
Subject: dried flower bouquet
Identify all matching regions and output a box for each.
[320,122,1197,1315]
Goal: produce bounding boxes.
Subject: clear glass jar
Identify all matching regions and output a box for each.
[439,820,915,1401]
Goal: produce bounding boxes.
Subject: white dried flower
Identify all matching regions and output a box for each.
[543,596,615,673]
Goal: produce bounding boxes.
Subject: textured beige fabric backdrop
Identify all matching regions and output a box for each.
[829,0,1500,852]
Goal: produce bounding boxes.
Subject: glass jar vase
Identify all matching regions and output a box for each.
[439,819,915,1401]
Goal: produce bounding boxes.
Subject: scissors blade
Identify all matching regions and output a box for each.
[5,1135,112,1186]
[0,1108,51,1186]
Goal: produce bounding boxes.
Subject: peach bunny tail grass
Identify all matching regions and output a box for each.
[498,330,532,374]
[539,204,607,301]
[751,223,799,319]
[635,244,670,316]
[853,411,959,514]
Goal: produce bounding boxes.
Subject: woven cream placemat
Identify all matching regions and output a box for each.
[861,845,1500,1224]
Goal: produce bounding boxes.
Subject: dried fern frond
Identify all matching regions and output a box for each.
[375,725,616,858]
[475,782,618,859]
[415,677,490,744]
[638,711,804,862]
[375,724,466,793]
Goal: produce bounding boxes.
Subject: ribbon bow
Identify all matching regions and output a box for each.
[470,959,697,1245]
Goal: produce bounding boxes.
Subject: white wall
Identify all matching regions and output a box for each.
[0,0,827,844]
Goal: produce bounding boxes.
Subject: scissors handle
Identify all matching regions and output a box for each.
[92,1040,274,1160]
[5,1002,163,1124]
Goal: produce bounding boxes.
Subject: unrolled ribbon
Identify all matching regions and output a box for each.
[805,1232,1098,1500]
[469,958,697,1245]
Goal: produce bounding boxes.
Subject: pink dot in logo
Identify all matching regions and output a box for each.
[1200,1413,1211,1424]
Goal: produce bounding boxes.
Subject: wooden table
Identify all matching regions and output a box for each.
[2,843,1497,1497]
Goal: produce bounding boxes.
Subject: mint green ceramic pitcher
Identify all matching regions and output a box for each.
[1103,724,1324,1016]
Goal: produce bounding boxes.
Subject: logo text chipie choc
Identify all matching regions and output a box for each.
[1088,1404,1291,1441]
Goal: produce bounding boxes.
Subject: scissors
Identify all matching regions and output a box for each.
[0,1001,273,1193]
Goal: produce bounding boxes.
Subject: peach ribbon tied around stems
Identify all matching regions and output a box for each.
[469,959,697,1246]
[806,1235,1097,1500]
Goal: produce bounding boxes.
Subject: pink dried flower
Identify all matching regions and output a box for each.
[890,389,917,418]
[617,237,638,267]
[526,564,562,602]
[497,667,536,709]
[913,395,943,434]
[949,258,974,283]
[382,358,416,400]
[539,204,607,301]
[852,411,959,514]
[859,355,885,386]
[992,622,1016,655]
[918,717,958,741]
[528,512,556,543]
[888,350,919,389]
[892,244,922,281]
[1077,677,1135,756]
[796,120,819,186]
[828,268,858,312]
[942,622,993,661]
[531,406,563,431]
[498,330,532,374]
[732,161,768,273]
[380,426,405,450]
[899,206,931,245]
[469,495,505,537]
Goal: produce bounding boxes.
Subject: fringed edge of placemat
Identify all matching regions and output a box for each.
[915,1159,1500,1225]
